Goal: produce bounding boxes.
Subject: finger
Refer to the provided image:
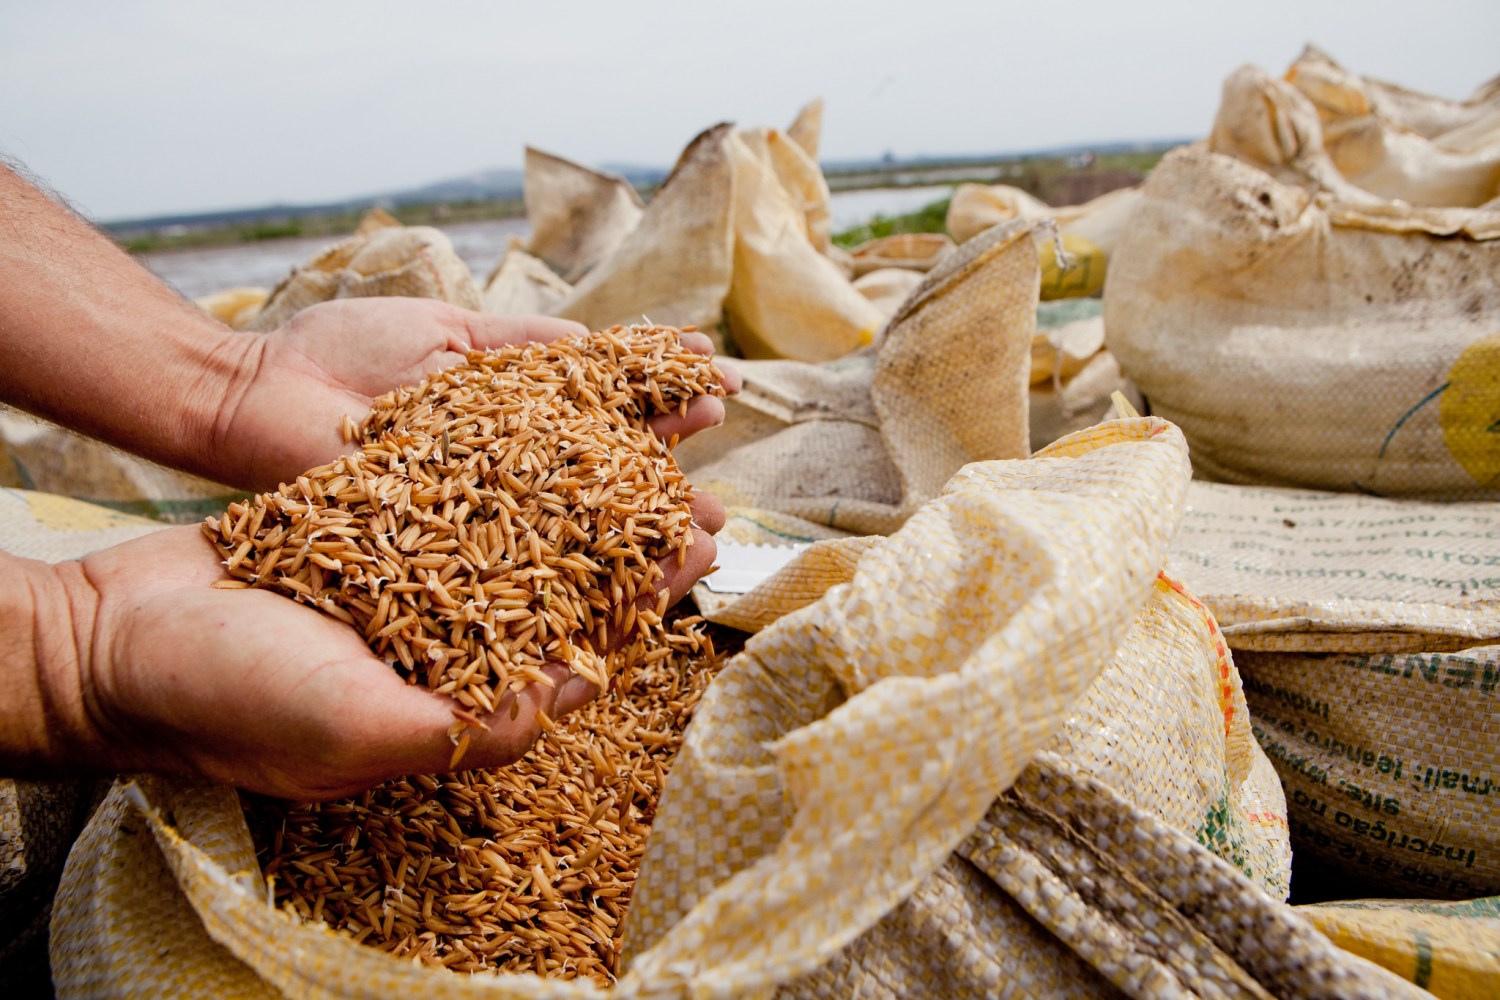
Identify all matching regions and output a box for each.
[461,314,589,351]
[431,349,468,372]
[287,657,596,798]
[648,393,725,444]
[655,526,718,609]
[459,522,719,775]
[689,490,725,535]
[714,358,743,395]
[206,527,719,798]
[674,333,741,396]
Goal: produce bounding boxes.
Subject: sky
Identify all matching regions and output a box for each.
[2,1,1497,223]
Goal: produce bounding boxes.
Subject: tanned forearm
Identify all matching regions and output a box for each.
[0,164,258,485]
[0,550,97,774]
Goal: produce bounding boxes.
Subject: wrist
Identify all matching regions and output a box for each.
[171,319,264,488]
[0,554,101,775]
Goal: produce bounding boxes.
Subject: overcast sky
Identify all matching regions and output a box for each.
[3,1,1496,222]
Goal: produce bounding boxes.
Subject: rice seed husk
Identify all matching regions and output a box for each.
[217,326,735,986]
[246,621,734,986]
[204,325,725,712]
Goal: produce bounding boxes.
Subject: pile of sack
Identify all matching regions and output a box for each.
[5,45,1499,999]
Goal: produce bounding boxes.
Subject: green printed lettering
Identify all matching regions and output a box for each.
[1404,656,1440,684]
[1444,658,1477,689]
[1462,774,1493,796]
[1413,930,1433,989]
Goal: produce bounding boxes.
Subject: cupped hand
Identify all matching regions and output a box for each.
[65,298,741,798]
[215,297,740,493]
[66,488,723,800]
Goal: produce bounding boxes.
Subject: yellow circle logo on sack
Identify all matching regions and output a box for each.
[1037,233,1106,301]
[1440,333,1500,490]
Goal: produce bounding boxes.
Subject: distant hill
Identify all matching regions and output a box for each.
[102,139,1186,236]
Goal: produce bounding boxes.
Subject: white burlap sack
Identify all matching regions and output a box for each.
[946,184,1051,244]
[1215,62,1500,211]
[249,225,481,333]
[721,128,885,360]
[1165,480,1500,911]
[763,108,834,255]
[0,493,167,984]
[1286,44,1500,142]
[785,98,824,165]
[679,218,1039,538]
[1029,347,1136,453]
[555,124,738,337]
[521,147,645,283]
[555,110,880,362]
[850,267,925,318]
[1205,63,1500,236]
[847,233,954,277]
[948,184,1142,252]
[1105,143,1500,500]
[0,409,244,526]
[482,242,575,317]
[1023,301,1135,452]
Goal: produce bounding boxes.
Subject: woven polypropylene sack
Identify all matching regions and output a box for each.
[194,287,268,330]
[0,778,101,989]
[779,755,1413,999]
[946,185,1143,300]
[721,127,885,361]
[1298,897,1500,999]
[51,417,1253,998]
[1240,645,1500,901]
[1286,44,1500,143]
[679,218,1040,539]
[1163,480,1500,962]
[522,147,645,283]
[626,418,1238,986]
[1027,303,1136,452]
[555,124,737,337]
[0,491,165,985]
[847,233,954,277]
[851,267,925,318]
[1210,62,1500,216]
[482,243,574,317]
[1165,481,1500,653]
[1106,143,1500,500]
[0,409,244,525]
[249,226,481,333]
[0,487,164,560]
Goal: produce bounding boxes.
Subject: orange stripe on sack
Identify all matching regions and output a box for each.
[1156,572,1237,737]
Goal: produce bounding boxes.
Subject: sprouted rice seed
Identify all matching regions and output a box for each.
[207,324,732,982]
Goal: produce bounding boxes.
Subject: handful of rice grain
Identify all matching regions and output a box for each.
[204,324,726,723]
[212,323,733,984]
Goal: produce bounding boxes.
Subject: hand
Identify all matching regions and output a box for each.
[24,298,741,798]
[214,297,740,493]
[53,495,722,800]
